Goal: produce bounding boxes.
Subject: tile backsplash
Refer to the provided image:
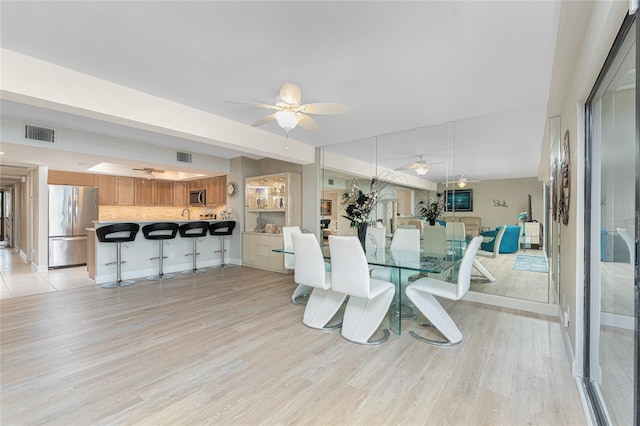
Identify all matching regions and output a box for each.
[99,205,231,221]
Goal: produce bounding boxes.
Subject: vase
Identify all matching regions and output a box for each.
[357,223,367,253]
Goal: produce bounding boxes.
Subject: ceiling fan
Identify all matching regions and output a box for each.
[133,167,165,179]
[445,175,479,188]
[226,83,349,136]
[395,156,439,176]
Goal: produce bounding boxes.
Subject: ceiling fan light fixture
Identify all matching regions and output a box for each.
[414,165,429,176]
[457,179,467,188]
[275,110,302,132]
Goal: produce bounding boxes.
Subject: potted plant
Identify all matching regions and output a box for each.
[417,193,444,226]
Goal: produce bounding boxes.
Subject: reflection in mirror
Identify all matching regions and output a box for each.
[588,25,636,424]
[318,120,551,305]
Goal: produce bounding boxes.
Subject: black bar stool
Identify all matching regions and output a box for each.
[96,223,140,289]
[179,221,209,274]
[209,221,236,269]
[142,222,179,281]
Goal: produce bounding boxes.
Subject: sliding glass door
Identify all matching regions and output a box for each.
[585,14,637,425]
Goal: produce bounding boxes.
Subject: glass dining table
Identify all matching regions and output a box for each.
[274,243,464,335]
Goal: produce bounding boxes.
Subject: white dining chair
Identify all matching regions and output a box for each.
[329,236,395,345]
[446,221,466,243]
[283,226,311,305]
[423,224,446,255]
[472,224,506,282]
[371,228,420,281]
[292,233,346,330]
[406,236,483,345]
[423,224,448,280]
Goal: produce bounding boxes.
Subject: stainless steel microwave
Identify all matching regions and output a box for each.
[189,189,206,206]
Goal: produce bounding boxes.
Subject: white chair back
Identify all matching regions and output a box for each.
[483,225,507,258]
[390,228,420,251]
[446,222,466,241]
[282,226,301,269]
[366,226,386,251]
[423,225,446,255]
[292,233,328,290]
[329,236,372,299]
[456,236,483,298]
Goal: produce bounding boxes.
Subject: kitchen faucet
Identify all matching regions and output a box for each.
[181,208,191,220]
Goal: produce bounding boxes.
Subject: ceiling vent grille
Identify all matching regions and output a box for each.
[176,152,192,163]
[25,125,55,143]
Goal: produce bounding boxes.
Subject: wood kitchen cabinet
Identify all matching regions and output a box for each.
[116,177,135,205]
[188,179,206,192]
[206,176,227,206]
[48,170,96,186]
[96,175,134,205]
[154,180,174,206]
[134,178,154,205]
[96,175,117,205]
[173,182,188,206]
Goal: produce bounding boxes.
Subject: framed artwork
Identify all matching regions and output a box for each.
[559,130,571,225]
[320,199,332,216]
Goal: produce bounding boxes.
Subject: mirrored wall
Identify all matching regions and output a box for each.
[318,121,555,305]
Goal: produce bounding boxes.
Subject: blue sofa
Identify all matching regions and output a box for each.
[480,225,521,253]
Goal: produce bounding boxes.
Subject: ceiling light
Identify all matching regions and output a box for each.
[414,165,429,176]
[457,179,467,188]
[274,110,302,132]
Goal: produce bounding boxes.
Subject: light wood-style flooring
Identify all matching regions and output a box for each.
[0,246,586,425]
[470,248,552,303]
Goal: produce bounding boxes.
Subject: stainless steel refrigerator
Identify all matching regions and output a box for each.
[48,185,99,268]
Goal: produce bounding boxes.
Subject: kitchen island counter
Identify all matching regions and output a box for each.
[88,220,237,284]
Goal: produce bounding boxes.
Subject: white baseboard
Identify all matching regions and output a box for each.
[94,258,243,284]
[463,290,559,316]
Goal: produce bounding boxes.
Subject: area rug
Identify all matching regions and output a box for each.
[513,255,548,273]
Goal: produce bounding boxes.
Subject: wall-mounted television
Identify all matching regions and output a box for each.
[445,189,473,212]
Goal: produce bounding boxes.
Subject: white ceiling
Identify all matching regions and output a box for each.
[0,1,563,186]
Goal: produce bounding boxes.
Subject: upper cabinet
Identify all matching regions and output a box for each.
[134,178,154,205]
[154,180,174,206]
[173,181,188,206]
[116,177,135,205]
[48,170,96,186]
[49,170,227,207]
[96,175,117,205]
[187,176,227,206]
[96,175,134,205]
[206,176,227,206]
[244,172,301,232]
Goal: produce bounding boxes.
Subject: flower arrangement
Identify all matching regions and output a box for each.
[417,193,444,223]
[341,177,389,228]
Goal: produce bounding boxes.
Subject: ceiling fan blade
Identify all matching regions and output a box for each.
[225,100,281,111]
[298,114,319,131]
[298,103,349,115]
[279,83,302,105]
[252,114,277,127]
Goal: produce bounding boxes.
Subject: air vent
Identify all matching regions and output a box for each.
[176,152,192,163]
[25,125,55,143]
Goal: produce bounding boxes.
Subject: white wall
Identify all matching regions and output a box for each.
[544,0,630,374]
[438,177,544,229]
